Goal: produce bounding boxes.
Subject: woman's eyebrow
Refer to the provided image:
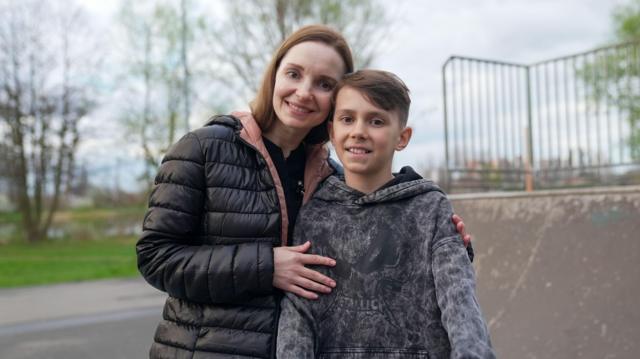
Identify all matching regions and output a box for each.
[317,75,338,83]
[281,63,339,80]
[281,62,303,70]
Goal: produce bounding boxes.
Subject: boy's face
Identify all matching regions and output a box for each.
[330,86,412,179]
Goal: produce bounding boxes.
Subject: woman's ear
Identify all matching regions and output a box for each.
[395,126,412,151]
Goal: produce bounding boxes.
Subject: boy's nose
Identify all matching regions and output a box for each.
[350,120,367,138]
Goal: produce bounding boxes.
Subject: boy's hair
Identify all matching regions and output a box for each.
[332,69,411,127]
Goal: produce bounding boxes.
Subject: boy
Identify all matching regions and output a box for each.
[276,70,495,358]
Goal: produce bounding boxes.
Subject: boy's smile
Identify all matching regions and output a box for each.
[330,86,412,193]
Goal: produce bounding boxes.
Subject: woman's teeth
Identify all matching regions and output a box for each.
[288,102,311,113]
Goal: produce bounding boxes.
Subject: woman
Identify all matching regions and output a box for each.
[137,25,470,359]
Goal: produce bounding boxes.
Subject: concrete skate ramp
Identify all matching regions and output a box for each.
[451,186,640,359]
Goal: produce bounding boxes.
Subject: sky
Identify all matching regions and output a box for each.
[77,0,627,190]
[373,0,626,175]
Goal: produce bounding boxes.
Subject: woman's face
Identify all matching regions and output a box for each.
[272,41,346,134]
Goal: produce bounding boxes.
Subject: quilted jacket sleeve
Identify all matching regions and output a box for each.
[431,195,496,359]
[136,132,275,304]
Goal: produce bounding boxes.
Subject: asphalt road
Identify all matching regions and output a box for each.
[0,308,161,359]
[0,278,166,359]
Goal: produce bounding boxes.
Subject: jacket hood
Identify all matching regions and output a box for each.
[314,166,444,205]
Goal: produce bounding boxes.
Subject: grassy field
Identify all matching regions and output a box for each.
[0,206,145,224]
[0,236,140,288]
[0,206,146,288]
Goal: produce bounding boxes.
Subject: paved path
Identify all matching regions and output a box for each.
[0,277,166,327]
[0,277,166,358]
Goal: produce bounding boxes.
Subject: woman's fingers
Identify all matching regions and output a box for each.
[272,245,337,298]
[452,214,472,248]
[293,274,333,294]
[299,252,336,267]
[462,234,472,247]
[452,215,467,236]
[288,241,311,253]
[285,284,319,300]
[300,267,336,289]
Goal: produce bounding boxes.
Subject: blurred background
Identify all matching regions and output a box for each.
[0,0,639,358]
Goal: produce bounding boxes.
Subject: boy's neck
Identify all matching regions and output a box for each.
[344,169,394,194]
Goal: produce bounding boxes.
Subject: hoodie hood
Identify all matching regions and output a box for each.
[314,166,444,205]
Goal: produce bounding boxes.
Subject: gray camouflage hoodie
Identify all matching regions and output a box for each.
[276,167,495,359]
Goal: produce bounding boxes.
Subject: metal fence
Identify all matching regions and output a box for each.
[442,41,640,192]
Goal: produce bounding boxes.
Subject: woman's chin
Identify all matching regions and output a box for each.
[278,116,323,133]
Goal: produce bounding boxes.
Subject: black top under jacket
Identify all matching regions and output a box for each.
[263,137,306,246]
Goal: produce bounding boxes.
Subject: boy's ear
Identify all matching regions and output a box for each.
[395,126,412,151]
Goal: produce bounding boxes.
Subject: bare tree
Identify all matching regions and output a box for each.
[200,0,391,101]
[115,0,393,186]
[116,0,207,184]
[0,0,99,242]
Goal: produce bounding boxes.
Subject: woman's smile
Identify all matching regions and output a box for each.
[271,41,345,134]
[284,100,313,115]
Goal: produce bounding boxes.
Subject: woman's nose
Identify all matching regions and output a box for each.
[296,80,313,100]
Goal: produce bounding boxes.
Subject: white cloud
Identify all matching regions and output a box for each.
[374,0,626,175]
[74,0,625,188]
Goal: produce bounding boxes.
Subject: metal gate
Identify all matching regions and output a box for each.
[442,41,640,192]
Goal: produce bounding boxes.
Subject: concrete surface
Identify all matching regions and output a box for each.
[0,310,161,359]
[0,277,166,327]
[452,185,640,359]
[0,278,166,358]
[1,185,638,358]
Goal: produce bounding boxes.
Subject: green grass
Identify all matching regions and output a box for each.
[0,211,22,223]
[0,206,146,224]
[0,236,140,288]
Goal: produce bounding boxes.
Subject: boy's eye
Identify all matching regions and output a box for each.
[370,118,385,126]
[339,116,353,124]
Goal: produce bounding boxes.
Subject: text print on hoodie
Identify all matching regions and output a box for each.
[276,167,495,359]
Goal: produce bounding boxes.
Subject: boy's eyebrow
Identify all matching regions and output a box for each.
[334,108,389,118]
[333,108,355,115]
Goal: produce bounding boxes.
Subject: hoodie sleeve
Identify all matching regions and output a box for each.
[431,195,496,359]
[277,226,316,359]
[136,132,274,304]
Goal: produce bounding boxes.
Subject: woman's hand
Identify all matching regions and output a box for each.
[452,214,472,247]
[273,241,337,300]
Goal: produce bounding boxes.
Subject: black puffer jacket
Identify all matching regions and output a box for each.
[137,112,334,358]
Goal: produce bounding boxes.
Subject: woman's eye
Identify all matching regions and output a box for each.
[318,80,335,91]
[340,116,353,124]
[285,70,299,79]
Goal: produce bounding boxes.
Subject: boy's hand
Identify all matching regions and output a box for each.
[273,241,337,300]
[452,214,472,247]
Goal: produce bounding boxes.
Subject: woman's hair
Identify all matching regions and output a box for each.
[250,25,354,144]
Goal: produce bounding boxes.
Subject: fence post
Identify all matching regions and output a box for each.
[525,66,535,191]
[442,59,451,192]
